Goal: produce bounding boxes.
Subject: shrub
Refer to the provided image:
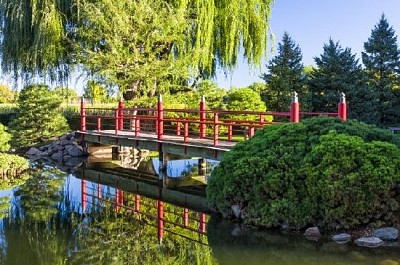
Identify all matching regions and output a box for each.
[207,116,400,229]
[9,84,70,147]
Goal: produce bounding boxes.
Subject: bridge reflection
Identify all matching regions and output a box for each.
[78,167,210,245]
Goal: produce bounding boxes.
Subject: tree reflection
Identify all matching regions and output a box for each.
[69,197,217,265]
[14,162,66,221]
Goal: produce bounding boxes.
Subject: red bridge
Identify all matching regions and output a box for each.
[77,93,347,160]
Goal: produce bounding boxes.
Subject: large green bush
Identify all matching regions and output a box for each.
[207,117,400,229]
[9,84,70,147]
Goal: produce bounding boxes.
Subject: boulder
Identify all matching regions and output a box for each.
[373,227,399,241]
[231,204,242,218]
[51,151,63,161]
[332,233,351,244]
[26,147,42,156]
[354,237,384,248]
[65,145,84,157]
[304,227,321,238]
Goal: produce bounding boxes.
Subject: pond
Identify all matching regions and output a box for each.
[0,157,399,265]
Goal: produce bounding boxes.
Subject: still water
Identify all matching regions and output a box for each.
[0,157,399,265]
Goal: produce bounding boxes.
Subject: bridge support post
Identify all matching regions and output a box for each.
[290,91,300,123]
[198,158,207,175]
[338,92,347,121]
[200,96,206,138]
[157,95,164,140]
[80,97,86,131]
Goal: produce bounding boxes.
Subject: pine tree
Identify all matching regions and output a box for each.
[261,32,305,112]
[362,14,400,125]
[10,85,69,147]
[308,39,372,122]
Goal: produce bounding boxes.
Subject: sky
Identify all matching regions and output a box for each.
[215,0,400,89]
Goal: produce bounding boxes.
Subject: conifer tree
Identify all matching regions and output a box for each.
[9,85,69,147]
[261,32,305,111]
[308,39,372,122]
[362,14,400,125]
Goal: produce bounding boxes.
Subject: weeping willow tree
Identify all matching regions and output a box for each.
[0,0,274,94]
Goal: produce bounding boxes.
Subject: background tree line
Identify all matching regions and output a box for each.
[261,14,400,126]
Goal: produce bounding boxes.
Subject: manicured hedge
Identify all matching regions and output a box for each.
[207,117,400,229]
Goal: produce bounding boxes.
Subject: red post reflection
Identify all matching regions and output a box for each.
[157,200,164,243]
[81,180,87,213]
[199,213,206,233]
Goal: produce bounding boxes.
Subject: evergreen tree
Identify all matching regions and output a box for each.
[10,84,69,147]
[362,14,400,125]
[308,39,372,122]
[261,32,305,111]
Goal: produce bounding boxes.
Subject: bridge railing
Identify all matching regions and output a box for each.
[80,92,347,146]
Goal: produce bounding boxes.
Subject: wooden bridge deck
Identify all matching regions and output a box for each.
[77,129,237,160]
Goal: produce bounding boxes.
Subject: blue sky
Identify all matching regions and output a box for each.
[215,0,400,89]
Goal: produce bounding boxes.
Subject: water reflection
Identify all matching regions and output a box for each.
[0,160,398,265]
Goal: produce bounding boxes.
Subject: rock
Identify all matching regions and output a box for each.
[66,145,84,157]
[231,204,242,218]
[26,147,42,156]
[354,237,384,248]
[373,227,399,241]
[60,139,70,146]
[304,227,321,237]
[51,151,63,161]
[64,157,83,168]
[332,233,351,244]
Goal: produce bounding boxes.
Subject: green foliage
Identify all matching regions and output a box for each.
[83,80,112,104]
[305,132,400,229]
[0,123,11,151]
[9,84,70,147]
[261,32,306,111]
[53,86,79,104]
[207,116,400,229]
[308,39,372,122]
[0,153,29,190]
[224,88,269,121]
[362,14,400,125]
[0,84,15,103]
[0,0,273,95]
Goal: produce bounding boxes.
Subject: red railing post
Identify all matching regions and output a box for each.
[115,109,119,135]
[290,91,300,123]
[157,95,164,140]
[158,200,164,243]
[80,97,86,131]
[135,118,140,137]
[338,92,347,121]
[184,122,189,142]
[118,99,124,130]
[249,127,255,138]
[213,112,219,146]
[81,180,87,213]
[176,121,181,136]
[97,117,101,132]
[228,124,233,141]
[200,96,206,138]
